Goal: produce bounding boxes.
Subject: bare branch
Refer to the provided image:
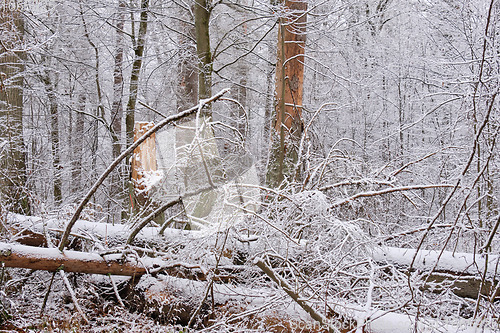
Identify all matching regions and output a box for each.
[58,89,230,252]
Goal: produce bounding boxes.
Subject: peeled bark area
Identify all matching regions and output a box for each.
[0,242,146,276]
[274,0,307,133]
[267,0,307,187]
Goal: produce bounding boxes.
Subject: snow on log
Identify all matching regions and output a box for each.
[0,242,146,276]
[362,309,495,333]
[9,213,203,248]
[372,246,500,278]
[372,246,499,279]
[372,246,499,299]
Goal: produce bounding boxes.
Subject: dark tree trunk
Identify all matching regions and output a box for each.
[0,9,30,214]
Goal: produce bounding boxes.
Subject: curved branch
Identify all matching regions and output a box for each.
[58,89,230,252]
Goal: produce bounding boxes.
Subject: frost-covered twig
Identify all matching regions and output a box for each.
[319,178,393,191]
[330,184,454,209]
[356,259,375,333]
[254,257,343,333]
[382,223,453,242]
[109,274,125,307]
[126,196,182,245]
[59,269,89,324]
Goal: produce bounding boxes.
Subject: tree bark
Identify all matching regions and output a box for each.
[124,0,150,218]
[177,6,198,112]
[0,8,30,215]
[194,0,212,105]
[266,0,307,188]
[110,0,126,217]
[71,94,85,195]
[0,242,146,276]
[41,69,62,205]
[125,0,149,148]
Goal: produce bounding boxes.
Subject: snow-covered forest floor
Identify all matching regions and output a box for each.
[0,270,171,332]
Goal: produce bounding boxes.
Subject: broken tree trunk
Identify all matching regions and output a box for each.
[266,0,307,188]
[130,121,164,222]
[131,122,157,192]
[57,88,230,252]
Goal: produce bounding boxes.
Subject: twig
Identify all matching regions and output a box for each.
[127,184,215,245]
[187,279,213,328]
[108,274,125,307]
[254,257,341,333]
[329,184,454,209]
[40,271,56,317]
[59,269,89,324]
[158,210,184,235]
[126,196,182,245]
[481,215,500,253]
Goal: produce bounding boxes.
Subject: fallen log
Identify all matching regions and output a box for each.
[372,246,500,299]
[9,213,204,249]
[0,241,240,283]
[9,214,499,299]
[0,242,146,276]
[129,269,496,333]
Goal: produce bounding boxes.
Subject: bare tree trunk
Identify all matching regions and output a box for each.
[79,2,104,187]
[49,85,62,205]
[266,0,307,188]
[41,70,62,205]
[194,0,212,105]
[71,94,85,195]
[0,8,30,215]
[231,57,248,138]
[125,0,149,148]
[124,0,149,218]
[176,5,198,112]
[111,0,126,219]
